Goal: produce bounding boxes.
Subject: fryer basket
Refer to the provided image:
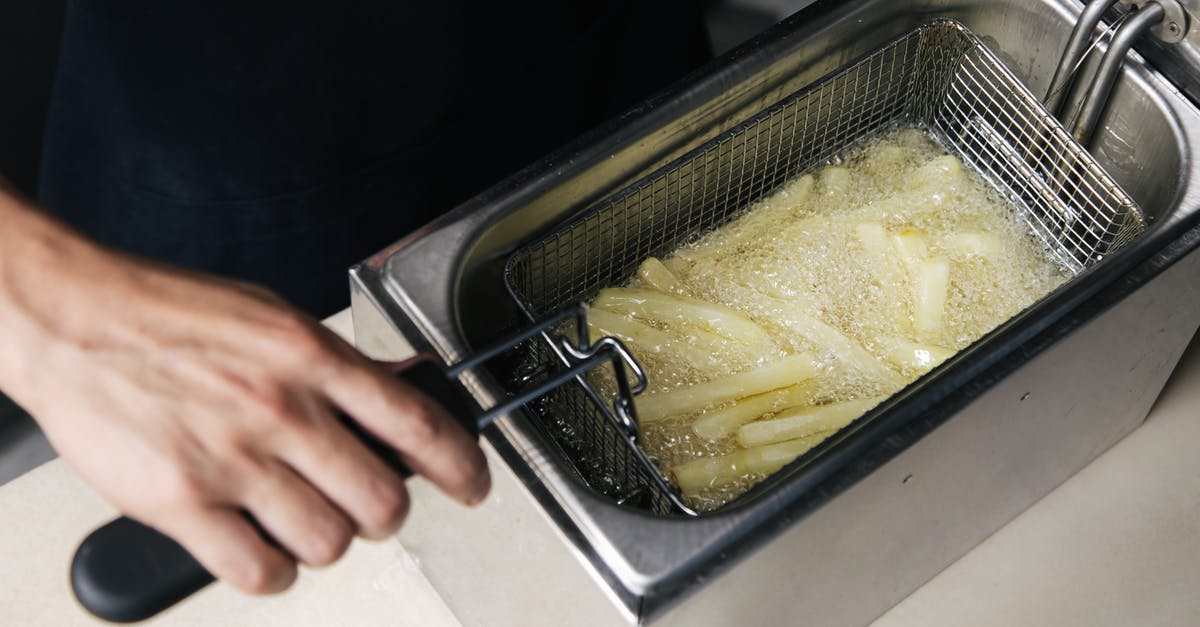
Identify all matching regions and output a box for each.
[502,19,1143,515]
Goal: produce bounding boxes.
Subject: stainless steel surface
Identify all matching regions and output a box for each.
[1124,0,1189,42]
[1104,0,1200,104]
[351,0,1200,624]
[1074,2,1168,143]
[1045,0,1123,115]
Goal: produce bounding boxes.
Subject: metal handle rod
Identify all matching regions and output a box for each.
[1045,0,1124,116]
[1072,2,1166,145]
[445,305,586,377]
[436,303,647,432]
[476,348,625,429]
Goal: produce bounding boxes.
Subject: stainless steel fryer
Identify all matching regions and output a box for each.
[350,0,1200,625]
[503,19,1142,516]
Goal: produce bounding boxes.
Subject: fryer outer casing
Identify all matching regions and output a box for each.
[349,0,1200,624]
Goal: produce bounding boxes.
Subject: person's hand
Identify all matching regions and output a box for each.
[0,210,489,594]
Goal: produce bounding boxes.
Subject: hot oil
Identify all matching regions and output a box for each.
[602,126,1074,511]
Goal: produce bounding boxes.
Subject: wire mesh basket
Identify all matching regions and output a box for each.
[501,19,1144,516]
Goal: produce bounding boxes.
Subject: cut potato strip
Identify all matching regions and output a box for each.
[945,231,1004,258]
[854,221,907,322]
[702,280,904,388]
[593,287,778,351]
[910,155,965,191]
[770,305,905,388]
[736,396,887,448]
[691,383,816,442]
[636,354,817,423]
[860,143,908,182]
[675,175,815,263]
[586,307,723,374]
[891,227,928,270]
[660,255,692,277]
[853,222,889,253]
[636,258,685,295]
[914,258,950,338]
[819,165,852,197]
[877,336,954,373]
[671,433,831,495]
[888,225,931,336]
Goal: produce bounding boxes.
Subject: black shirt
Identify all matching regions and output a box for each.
[39,0,709,314]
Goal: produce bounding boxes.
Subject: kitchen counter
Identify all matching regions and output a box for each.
[2,309,1198,626]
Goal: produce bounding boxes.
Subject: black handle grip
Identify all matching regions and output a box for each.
[71,359,479,623]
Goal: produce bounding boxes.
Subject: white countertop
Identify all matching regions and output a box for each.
[3,309,1199,626]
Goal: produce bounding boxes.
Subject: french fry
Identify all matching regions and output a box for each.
[908,155,965,192]
[700,280,905,389]
[945,231,1004,259]
[670,432,831,494]
[860,143,909,183]
[877,336,954,373]
[636,354,817,423]
[586,307,723,373]
[776,172,816,203]
[914,258,950,337]
[819,165,852,197]
[592,287,777,352]
[890,227,928,269]
[636,257,685,295]
[784,312,904,386]
[854,221,889,251]
[660,255,692,278]
[675,175,815,264]
[736,396,886,448]
[691,383,816,441]
[854,221,907,322]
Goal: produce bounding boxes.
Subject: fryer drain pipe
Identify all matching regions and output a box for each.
[1071,2,1168,145]
[1045,0,1124,116]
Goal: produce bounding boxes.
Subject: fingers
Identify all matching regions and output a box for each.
[156,507,296,595]
[319,355,490,507]
[278,409,413,540]
[237,460,356,567]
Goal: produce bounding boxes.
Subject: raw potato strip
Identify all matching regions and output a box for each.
[945,231,1004,259]
[585,307,723,374]
[691,383,815,442]
[914,258,950,338]
[778,311,904,387]
[704,280,904,388]
[636,354,817,423]
[818,165,852,197]
[890,227,935,337]
[593,287,778,352]
[891,228,928,270]
[675,175,816,263]
[758,299,903,387]
[591,290,741,357]
[877,336,954,373]
[908,155,965,193]
[671,432,831,494]
[636,258,685,295]
[853,221,907,323]
[736,396,887,448]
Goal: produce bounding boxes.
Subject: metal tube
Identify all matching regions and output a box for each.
[1045,0,1123,116]
[1072,2,1166,145]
